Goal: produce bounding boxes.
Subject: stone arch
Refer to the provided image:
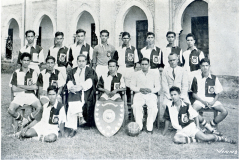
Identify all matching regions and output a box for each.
[115,0,154,47]
[33,11,56,37]
[173,0,209,34]
[70,4,100,43]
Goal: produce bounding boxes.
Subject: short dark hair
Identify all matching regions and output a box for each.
[108,59,118,66]
[122,32,130,38]
[25,30,35,37]
[169,86,181,94]
[186,33,195,40]
[77,54,87,61]
[46,56,56,63]
[47,85,58,94]
[76,29,86,35]
[20,52,32,61]
[168,52,178,57]
[55,31,64,37]
[140,57,150,64]
[166,31,176,37]
[134,62,140,69]
[200,58,210,65]
[146,32,155,38]
[100,30,109,36]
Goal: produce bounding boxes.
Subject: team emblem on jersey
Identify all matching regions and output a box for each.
[208,86,215,94]
[153,55,160,64]
[59,53,66,62]
[52,115,59,123]
[114,83,120,90]
[107,51,111,57]
[127,53,134,62]
[27,78,33,86]
[191,56,198,64]
[32,53,39,62]
[181,113,189,123]
[51,80,58,88]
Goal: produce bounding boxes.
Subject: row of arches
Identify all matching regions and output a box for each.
[3,0,208,60]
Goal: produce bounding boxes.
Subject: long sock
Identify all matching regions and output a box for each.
[201,119,214,132]
[15,113,22,121]
[210,119,217,127]
[185,137,198,143]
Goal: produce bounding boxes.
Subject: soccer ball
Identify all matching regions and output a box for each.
[126,122,140,137]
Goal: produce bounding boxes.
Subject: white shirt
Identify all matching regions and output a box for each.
[193,72,223,99]
[39,69,65,91]
[130,70,160,94]
[41,100,66,125]
[140,45,157,60]
[69,42,93,68]
[116,45,139,67]
[166,100,198,130]
[182,46,204,72]
[20,44,44,64]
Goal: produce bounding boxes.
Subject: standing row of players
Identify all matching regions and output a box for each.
[8,29,235,144]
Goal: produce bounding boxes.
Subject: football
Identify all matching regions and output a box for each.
[126,122,140,137]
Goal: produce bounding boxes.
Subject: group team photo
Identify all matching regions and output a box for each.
[1,0,239,159]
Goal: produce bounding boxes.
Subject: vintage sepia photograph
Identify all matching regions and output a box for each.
[1,0,239,159]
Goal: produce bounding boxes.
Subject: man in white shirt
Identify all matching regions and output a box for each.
[139,32,164,78]
[17,86,66,142]
[47,31,69,80]
[68,29,93,69]
[130,58,160,133]
[182,33,205,90]
[162,31,183,68]
[17,30,44,75]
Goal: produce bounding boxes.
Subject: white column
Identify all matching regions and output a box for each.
[155,0,170,48]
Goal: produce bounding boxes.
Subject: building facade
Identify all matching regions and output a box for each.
[1,0,239,76]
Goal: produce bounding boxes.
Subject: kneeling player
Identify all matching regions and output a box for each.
[17,86,66,142]
[8,52,42,128]
[97,59,126,102]
[162,86,235,144]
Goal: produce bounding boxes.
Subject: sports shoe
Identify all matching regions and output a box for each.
[219,136,237,144]
[211,129,223,136]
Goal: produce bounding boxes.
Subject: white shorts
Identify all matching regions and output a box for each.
[32,121,59,138]
[193,98,222,109]
[100,93,121,101]
[12,93,39,107]
[176,122,200,138]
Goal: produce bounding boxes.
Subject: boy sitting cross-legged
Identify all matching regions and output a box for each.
[97,59,126,102]
[162,86,236,144]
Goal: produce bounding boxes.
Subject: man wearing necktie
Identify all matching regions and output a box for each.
[162,53,189,110]
[65,54,98,137]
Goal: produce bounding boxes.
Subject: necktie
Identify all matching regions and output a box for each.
[172,68,175,79]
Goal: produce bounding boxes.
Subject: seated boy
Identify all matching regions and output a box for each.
[8,52,42,128]
[162,86,236,144]
[37,56,65,105]
[191,58,227,133]
[17,86,66,142]
[97,59,126,102]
